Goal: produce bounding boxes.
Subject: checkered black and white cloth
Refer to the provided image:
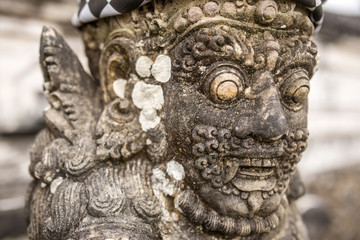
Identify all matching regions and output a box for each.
[72,0,325,31]
[72,0,151,27]
[296,0,325,32]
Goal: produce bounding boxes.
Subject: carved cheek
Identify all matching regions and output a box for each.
[284,105,308,129]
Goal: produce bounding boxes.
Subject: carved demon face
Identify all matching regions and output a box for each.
[163,24,315,220]
[26,0,324,238]
[89,0,318,236]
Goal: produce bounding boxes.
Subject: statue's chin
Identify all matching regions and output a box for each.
[176,187,287,236]
[197,183,283,219]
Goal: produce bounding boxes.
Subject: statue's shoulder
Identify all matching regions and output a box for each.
[66,160,162,240]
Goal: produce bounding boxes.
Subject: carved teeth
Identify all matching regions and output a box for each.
[236,173,272,180]
[262,159,272,167]
[232,188,240,196]
[252,159,262,167]
[238,158,251,166]
[262,192,269,199]
[237,158,277,168]
[241,192,249,200]
[238,166,274,178]
[222,157,278,181]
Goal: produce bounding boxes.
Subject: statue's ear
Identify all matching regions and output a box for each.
[99,35,136,103]
[286,168,306,202]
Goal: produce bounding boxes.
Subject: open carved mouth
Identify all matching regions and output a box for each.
[238,167,274,178]
[237,158,277,177]
[224,158,278,192]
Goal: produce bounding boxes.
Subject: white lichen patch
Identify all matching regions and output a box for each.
[135,40,145,48]
[146,139,153,145]
[151,168,176,197]
[199,66,207,74]
[136,56,153,78]
[151,168,181,222]
[151,55,172,83]
[50,177,63,194]
[130,73,139,81]
[166,160,185,181]
[132,81,164,110]
[139,107,161,131]
[132,55,170,131]
[113,79,127,99]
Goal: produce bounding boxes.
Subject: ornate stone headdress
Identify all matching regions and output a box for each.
[73,0,325,31]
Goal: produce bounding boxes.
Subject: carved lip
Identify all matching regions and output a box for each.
[231,176,277,192]
[237,158,277,168]
[238,168,274,177]
[232,158,278,191]
[236,158,277,177]
[228,148,284,159]
[224,158,278,185]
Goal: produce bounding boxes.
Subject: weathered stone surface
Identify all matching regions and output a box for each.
[26,0,320,239]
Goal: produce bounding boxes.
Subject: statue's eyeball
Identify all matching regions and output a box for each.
[292,86,310,103]
[281,69,310,110]
[204,66,245,104]
[210,73,243,102]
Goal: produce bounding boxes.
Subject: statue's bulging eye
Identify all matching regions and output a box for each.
[281,69,310,110]
[292,86,309,103]
[210,73,243,102]
[204,65,245,104]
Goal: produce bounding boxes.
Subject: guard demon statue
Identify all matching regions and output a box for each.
[26,0,322,239]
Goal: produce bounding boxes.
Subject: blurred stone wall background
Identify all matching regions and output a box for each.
[0,1,84,239]
[0,0,359,239]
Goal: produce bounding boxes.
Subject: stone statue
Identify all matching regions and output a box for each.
[26,0,323,239]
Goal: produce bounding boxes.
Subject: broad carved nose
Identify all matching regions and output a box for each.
[234,71,288,141]
[253,97,288,141]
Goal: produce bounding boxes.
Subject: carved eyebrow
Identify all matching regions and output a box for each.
[276,68,309,85]
[274,53,316,81]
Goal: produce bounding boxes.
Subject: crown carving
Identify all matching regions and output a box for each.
[132,0,314,38]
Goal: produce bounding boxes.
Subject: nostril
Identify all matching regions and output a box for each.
[268,133,286,141]
[257,113,289,141]
[232,106,289,141]
[233,116,254,139]
[269,134,285,141]
[234,126,252,139]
